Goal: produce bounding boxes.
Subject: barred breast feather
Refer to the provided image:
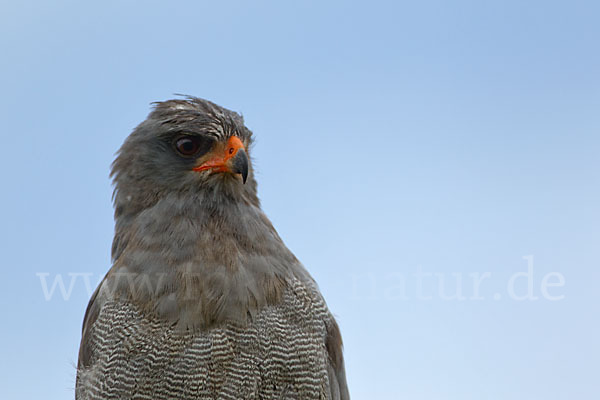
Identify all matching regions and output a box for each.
[76,277,348,400]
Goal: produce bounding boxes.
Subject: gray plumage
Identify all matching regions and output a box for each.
[76,97,349,399]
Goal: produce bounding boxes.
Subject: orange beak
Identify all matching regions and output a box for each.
[192,136,249,183]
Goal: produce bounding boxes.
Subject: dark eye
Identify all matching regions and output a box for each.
[174,136,208,157]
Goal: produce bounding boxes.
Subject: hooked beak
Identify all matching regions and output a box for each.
[192,136,249,184]
[230,147,249,184]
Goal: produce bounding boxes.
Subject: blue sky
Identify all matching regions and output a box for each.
[1,1,598,399]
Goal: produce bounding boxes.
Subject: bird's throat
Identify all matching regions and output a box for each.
[104,191,302,329]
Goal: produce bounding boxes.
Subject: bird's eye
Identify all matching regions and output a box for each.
[174,136,203,157]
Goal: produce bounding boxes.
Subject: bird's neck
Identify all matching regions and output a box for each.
[106,189,306,329]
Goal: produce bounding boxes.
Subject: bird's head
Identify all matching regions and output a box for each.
[110,97,258,218]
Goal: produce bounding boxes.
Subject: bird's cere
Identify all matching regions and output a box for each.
[193,135,249,183]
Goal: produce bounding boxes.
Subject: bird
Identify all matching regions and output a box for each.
[76,97,349,400]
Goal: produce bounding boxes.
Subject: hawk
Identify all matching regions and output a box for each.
[76,97,349,400]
